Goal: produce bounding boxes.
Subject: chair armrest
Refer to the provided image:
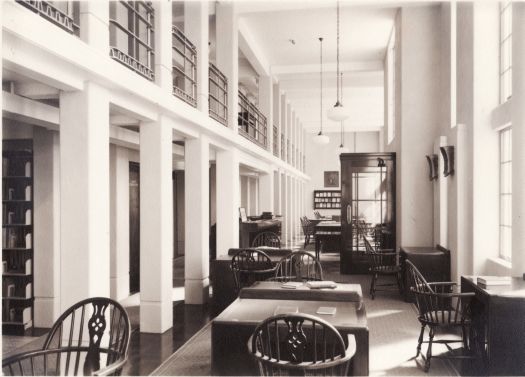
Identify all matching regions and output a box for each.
[345,334,357,359]
[94,357,128,376]
[427,281,457,287]
[377,248,396,253]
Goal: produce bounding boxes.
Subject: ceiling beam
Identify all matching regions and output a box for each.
[238,18,270,77]
[272,60,383,76]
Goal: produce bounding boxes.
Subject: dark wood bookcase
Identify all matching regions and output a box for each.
[2,139,34,335]
[313,190,341,209]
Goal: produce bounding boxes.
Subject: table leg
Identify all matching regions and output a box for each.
[315,237,320,260]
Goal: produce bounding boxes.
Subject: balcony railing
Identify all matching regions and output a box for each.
[209,63,228,126]
[273,126,279,157]
[172,26,197,107]
[281,134,285,160]
[17,1,79,35]
[238,92,267,148]
[109,1,155,81]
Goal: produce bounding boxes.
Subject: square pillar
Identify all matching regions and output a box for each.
[259,75,273,152]
[285,175,293,246]
[109,145,130,301]
[280,173,287,244]
[153,0,173,92]
[216,149,240,256]
[59,82,110,311]
[512,3,525,276]
[274,170,281,215]
[216,3,238,131]
[139,116,173,333]
[280,95,287,160]
[79,1,109,52]
[273,84,281,155]
[185,2,209,112]
[34,128,60,327]
[249,177,258,215]
[260,171,274,213]
[185,136,210,304]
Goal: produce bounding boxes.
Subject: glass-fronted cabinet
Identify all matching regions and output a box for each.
[340,153,396,274]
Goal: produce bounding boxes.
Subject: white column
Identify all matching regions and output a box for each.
[34,128,60,327]
[286,175,293,245]
[216,3,238,131]
[216,149,240,256]
[79,1,109,52]
[280,94,287,160]
[260,171,274,213]
[59,82,110,310]
[249,177,259,215]
[139,116,173,333]
[154,0,173,92]
[512,3,525,277]
[274,170,282,215]
[281,173,288,244]
[185,2,209,112]
[273,84,281,156]
[109,145,130,301]
[185,136,210,304]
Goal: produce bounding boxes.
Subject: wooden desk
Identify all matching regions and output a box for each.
[400,246,450,302]
[211,298,369,376]
[239,219,281,247]
[240,281,362,303]
[210,249,291,314]
[461,276,525,375]
[315,222,342,259]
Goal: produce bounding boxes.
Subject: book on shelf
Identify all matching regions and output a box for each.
[25,233,32,249]
[6,284,15,297]
[2,157,8,177]
[2,229,6,248]
[2,261,7,273]
[477,276,511,286]
[25,283,32,298]
[8,230,17,248]
[24,162,31,177]
[25,185,31,201]
[25,209,31,225]
[7,188,14,200]
[7,211,15,224]
[25,259,32,275]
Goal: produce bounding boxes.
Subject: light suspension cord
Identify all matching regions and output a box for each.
[340,72,344,146]
[336,0,340,103]
[319,37,323,135]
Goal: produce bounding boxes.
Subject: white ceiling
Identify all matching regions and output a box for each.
[237,1,398,133]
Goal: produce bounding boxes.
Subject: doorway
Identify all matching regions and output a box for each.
[129,162,140,294]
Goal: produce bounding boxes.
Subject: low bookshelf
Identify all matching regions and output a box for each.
[313,190,341,210]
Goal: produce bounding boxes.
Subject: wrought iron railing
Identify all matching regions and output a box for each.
[209,63,228,126]
[17,1,79,35]
[172,26,197,107]
[109,1,155,81]
[273,126,279,157]
[238,92,267,148]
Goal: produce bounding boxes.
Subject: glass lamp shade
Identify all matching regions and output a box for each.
[327,102,349,122]
[337,145,350,154]
[314,132,330,145]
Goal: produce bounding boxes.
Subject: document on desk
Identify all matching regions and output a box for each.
[316,306,337,315]
[274,306,299,315]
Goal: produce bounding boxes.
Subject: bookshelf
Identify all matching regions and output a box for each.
[313,190,341,210]
[2,139,34,335]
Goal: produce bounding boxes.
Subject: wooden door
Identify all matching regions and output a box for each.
[340,153,396,274]
[129,162,140,293]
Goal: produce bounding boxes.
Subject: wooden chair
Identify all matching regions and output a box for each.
[406,260,476,372]
[363,236,402,299]
[248,313,356,376]
[313,211,322,219]
[300,217,315,247]
[272,251,323,282]
[3,297,131,376]
[231,249,276,294]
[251,231,281,248]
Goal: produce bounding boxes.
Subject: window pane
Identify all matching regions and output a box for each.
[500,226,511,260]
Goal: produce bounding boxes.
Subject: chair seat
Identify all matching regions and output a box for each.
[370,265,400,274]
[420,310,471,326]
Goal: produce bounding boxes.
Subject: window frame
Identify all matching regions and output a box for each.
[386,27,396,144]
[499,1,512,104]
[498,126,512,261]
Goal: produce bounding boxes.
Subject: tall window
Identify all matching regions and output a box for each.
[499,127,512,261]
[500,2,512,103]
[387,28,396,144]
[109,1,155,81]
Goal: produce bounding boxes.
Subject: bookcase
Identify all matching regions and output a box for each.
[313,190,341,209]
[2,139,34,335]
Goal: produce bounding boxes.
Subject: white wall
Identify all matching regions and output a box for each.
[305,131,380,217]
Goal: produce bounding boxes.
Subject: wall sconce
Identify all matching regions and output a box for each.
[439,146,455,177]
[425,154,439,181]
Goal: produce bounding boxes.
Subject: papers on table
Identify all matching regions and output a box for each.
[274,306,299,315]
[477,276,511,286]
[316,306,337,315]
[281,282,303,289]
[306,281,337,289]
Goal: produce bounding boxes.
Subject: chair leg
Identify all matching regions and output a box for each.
[370,273,377,299]
[396,272,403,295]
[424,327,434,372]
[416,324,426,357]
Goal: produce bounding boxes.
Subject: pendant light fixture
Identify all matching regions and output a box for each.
[327,0,349,122]
[314,37,330,145]
[337,72,350,153]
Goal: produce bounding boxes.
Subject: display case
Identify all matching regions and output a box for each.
[313,190,341,210]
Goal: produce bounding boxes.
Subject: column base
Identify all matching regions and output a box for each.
[185,277,210,304]
[140,300,173,334]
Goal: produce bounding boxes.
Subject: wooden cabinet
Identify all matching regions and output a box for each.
[340,153,396,274]
[2,139,34,335]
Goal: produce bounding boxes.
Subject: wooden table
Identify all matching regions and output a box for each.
[315,221,341,260]
[239,219,281,247]
[239,281,363,303]
[461,276,525,375]
[399,245,450,302]
[211,298,369,376]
